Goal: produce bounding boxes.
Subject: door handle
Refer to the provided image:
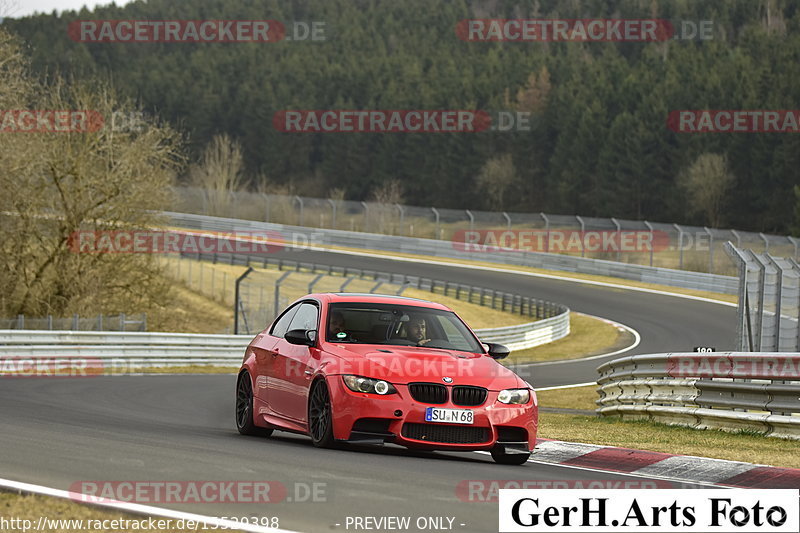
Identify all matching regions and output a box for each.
[304,370,313,376]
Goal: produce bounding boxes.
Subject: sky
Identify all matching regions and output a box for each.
[1,0,134,18]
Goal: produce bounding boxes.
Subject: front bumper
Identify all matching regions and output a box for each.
[327,376,538,451]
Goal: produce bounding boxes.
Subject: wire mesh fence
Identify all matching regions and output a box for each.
[162,253,566,336]
[171,185,798,276]
[725,242,800,352]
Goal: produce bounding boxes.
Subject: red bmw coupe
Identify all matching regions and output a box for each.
[235,293,537,465]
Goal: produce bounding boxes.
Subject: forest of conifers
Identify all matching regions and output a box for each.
[4,0,799,233]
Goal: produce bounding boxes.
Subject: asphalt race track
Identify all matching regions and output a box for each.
[0,247,736,532]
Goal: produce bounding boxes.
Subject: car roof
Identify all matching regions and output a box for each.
[312,293,451,311]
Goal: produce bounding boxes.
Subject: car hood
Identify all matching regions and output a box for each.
[324,344,523,390]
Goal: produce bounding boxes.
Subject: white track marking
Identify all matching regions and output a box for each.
[0,477,300,533]
[471,452,732,488]
[536,382,596,391]
[519,312,642,368]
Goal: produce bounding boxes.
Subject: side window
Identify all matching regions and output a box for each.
[288,303,319,333]
[269,305,299,338]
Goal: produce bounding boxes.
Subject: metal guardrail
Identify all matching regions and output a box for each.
[172,185,799,275]
[165,211,740,295]
[0,306,569,371]
[596,352,800,440]
[476,314,569,352]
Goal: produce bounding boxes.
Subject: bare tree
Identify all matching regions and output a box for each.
[369,180,404,234]
[0,28,183,318]
[476,154,518,210]
[189,134,244,216]
[679,153,734,228]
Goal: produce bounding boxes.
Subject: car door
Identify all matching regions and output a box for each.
[269,301,320,422]
[252,304,299,413]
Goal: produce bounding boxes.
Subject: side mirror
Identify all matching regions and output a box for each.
[285,329,316,346]
[485,342,510,360]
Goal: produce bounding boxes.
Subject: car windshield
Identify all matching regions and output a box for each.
[326,302,484,353]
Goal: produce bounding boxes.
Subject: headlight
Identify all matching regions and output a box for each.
[342,375,397,395]
[497,388,530,404]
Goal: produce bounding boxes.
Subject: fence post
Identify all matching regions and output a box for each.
[48,315,53,330]
[724,242,751,351]
[431,207,440,240]
[465,210,474,232]
[97,314,102,331]
[294,196,304,226]
[760,233,769,253]
[119,313,125,331]
[395,203,405,235]
[576,215,586,257]
[789,236,799,260]
[503,212,511,230]
[611,217,621,262]
[234,266,254,335]
[790,257,800,351]
[540,213,550,253]
[274,271,292,316]
[328,198,337,229]
[644,221,654,266]
[731,229,742,249]
[763,254,783,350]
[703,226,714,274]
[674,224,684,270]
[748,250,766,351]
[308,273,324,294]
[340,276,355,292]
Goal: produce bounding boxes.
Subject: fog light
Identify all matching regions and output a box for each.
[394,410,403,417]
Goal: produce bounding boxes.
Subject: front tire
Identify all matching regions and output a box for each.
[491,448,531,465]
[236,371,273,437]
[308,380,335,448]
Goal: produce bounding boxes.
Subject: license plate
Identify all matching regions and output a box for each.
[425,407,473,424]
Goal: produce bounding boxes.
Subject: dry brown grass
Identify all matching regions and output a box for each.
[508,313,625,363]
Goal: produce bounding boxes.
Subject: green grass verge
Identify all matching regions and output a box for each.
[506,313,627,364]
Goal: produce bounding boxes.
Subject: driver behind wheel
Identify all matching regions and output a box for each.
[405,315,432,346]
